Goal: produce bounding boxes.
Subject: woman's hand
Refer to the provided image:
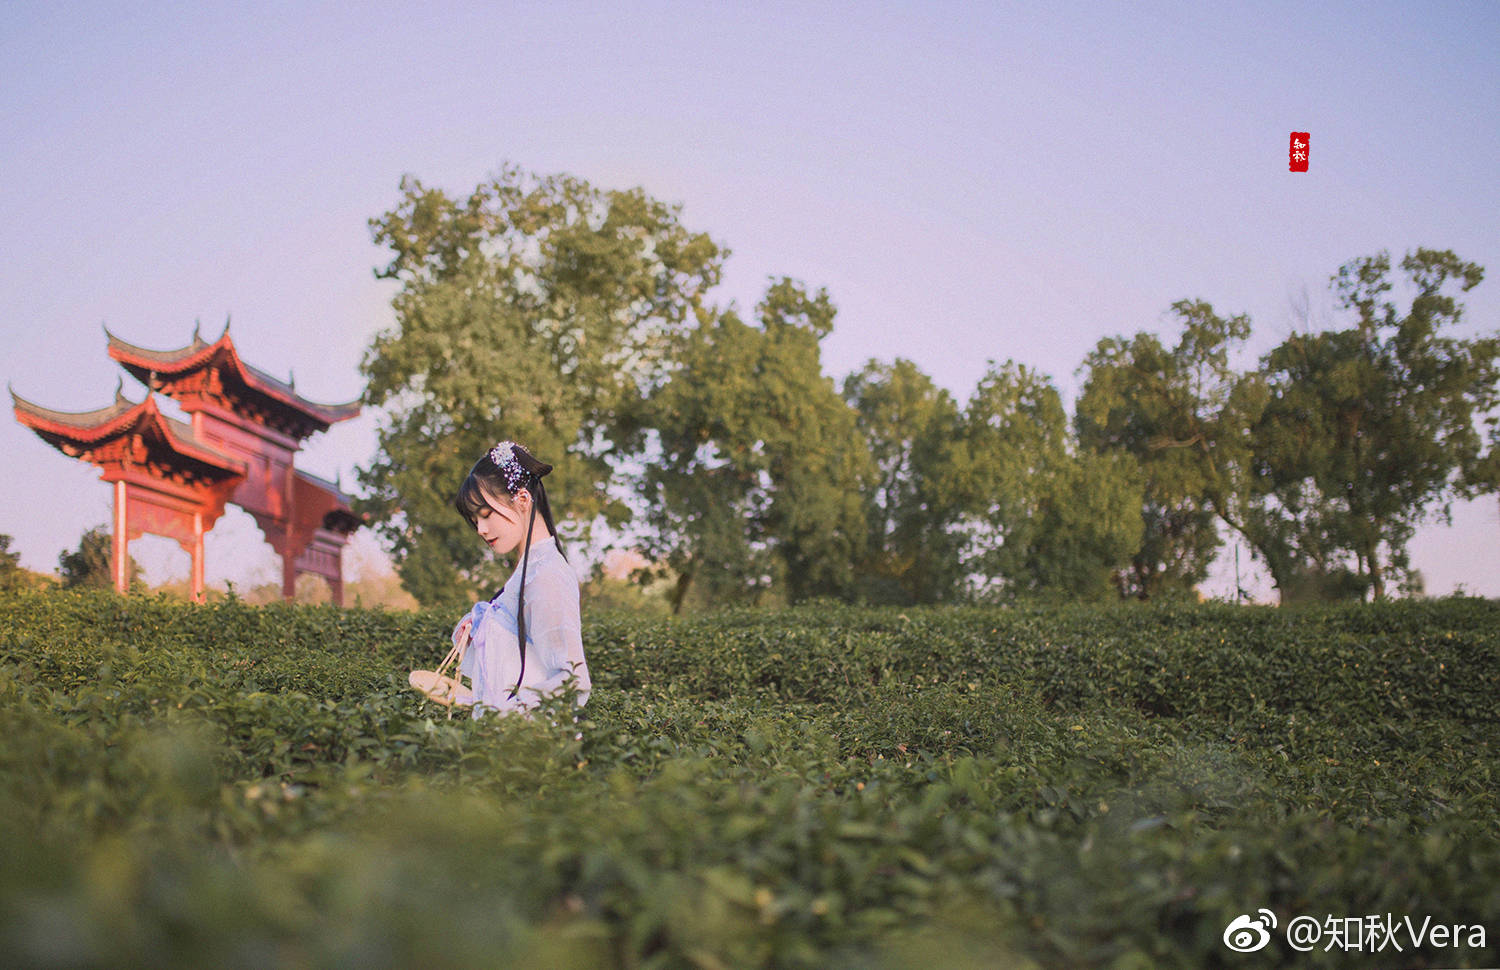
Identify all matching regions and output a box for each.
[451,614,473,648]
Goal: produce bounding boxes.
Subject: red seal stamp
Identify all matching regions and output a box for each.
[1289,132,1309,172]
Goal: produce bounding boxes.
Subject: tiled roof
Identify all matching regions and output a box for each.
[105,324,361,431]
[12,386,246,476]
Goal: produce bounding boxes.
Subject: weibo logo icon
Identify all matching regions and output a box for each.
[1223,909,1278,952]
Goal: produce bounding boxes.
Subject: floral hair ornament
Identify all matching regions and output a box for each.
[488,439,530,492]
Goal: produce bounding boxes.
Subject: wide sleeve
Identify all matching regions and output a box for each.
[520,563,591,706]
[457,601,489,679]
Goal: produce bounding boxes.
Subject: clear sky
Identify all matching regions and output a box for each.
[3,0,1497,599]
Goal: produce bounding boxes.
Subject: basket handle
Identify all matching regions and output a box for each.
[435,629,468,679]
[433,625,471,719]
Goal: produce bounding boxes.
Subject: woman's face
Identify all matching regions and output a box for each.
[474,485,531,555]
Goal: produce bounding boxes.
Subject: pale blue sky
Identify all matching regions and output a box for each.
[3,0,1497,597]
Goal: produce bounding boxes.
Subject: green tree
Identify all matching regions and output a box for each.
[0,534,22,592]
[639,279,873,611]
[635,305,778,612]
[58,526,140,589]
[948,361,1142,600]
[841,358,966,603]
[1245,249,1499,601]
[756,281,875,604]
[358,166,726,607]
[1075,300,1265,599]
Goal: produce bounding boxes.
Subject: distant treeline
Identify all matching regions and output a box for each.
[357,165,1499,611]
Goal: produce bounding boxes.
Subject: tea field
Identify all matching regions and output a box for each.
[1,590,1496,968]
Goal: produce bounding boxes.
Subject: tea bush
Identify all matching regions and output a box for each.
[0,589,1496,968]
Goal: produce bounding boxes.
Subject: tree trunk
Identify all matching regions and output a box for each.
[670,570,694,615]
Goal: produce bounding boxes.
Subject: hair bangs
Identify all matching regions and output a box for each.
[454,470,494,528]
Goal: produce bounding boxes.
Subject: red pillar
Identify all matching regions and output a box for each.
[284,457,297,602]
[329,569,344,608]
[282,544,297,601]
[112,480,128,593]
[191,511,205,603]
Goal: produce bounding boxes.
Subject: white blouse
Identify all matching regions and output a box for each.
[458,536,590,716]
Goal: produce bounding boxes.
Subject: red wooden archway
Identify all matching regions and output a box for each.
[13,324,362,604]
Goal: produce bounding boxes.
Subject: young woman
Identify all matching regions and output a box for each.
[450,440,590,716]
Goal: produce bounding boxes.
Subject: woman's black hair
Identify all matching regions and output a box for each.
[453,441,564,699]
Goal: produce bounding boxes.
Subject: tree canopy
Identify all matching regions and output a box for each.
[58,526,139,590]
[0,535,22,593]
[1244,249,1499,600]
[949,361,1143,600]
[638,280,872,611]
[356,165,1497,607]
[842,358,966,604]
[1076,299,1264,599]
[358,167,725,608]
